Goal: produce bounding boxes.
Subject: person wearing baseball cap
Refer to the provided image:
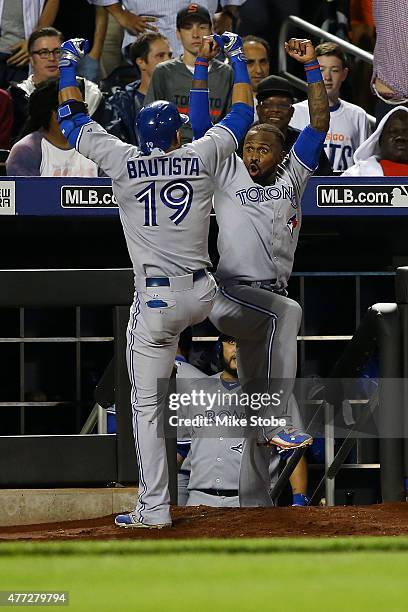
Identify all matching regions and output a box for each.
[176,4,213,30]
[144,4,233,144]
[255,74,333,176]
[90,1,246,61]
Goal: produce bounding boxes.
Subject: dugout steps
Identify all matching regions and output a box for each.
[0,487,137,527]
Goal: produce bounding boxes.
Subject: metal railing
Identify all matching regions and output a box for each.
[278,15,375,125]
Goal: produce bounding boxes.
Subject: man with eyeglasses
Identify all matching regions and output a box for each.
[8,26,104,143]
[0,0,59,89]
[256,74,333,176]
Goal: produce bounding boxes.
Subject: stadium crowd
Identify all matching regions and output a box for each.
[1,0,407,510]
[0,0,407,175]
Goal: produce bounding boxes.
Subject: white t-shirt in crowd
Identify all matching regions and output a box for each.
[290,98,372,172]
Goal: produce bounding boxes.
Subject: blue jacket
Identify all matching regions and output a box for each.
[105,80,145,146]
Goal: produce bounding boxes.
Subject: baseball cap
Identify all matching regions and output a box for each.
[256,75,295,103]
[176,3,212,29]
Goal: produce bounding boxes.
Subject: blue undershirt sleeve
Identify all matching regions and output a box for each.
[218,102,254,147]
[189,88,213,140]
[293,124,327,171]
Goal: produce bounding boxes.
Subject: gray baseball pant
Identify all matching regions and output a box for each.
[209,283,302,506]
[127,272,216,525]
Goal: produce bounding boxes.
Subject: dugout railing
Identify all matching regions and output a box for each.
[272,267,408,505]
[0,269,138,487]
[1,267,406,507]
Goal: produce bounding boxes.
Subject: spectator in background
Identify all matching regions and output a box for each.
[349,0,374,49]
[106,32,172,145]
[52,0,108,83]
[91,1,246,59]
[290,43,371,172]
[342,107,408,177]
[8,27,105,142]
[0,0,59,89]
[349,0,375,115]
[0,88,13,148]
[238,0,299,74]
[6,78,99,177]
[256,75,333,176]
[243,35,269,122]
[371,0,408,123]
[144,4,232,144]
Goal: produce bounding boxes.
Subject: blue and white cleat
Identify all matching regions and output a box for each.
[114,512,171,529]
[292,494,310,507]
[268,427,313,451]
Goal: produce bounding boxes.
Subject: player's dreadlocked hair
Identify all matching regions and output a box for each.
[21,78,60,137]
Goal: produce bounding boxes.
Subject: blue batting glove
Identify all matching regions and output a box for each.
[59,38,90,68]
[213,32,246,62]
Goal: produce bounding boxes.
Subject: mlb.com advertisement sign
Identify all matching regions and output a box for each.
[317,184,408,208]
[61,185,118,208]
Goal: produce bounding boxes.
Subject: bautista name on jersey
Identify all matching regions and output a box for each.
[127,156,200,179]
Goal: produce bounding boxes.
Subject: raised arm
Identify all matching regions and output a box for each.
[285,38,329,133]
[189,37,217,140]
[190,32,253,144]
[56,38,132,180]
[284,38,329,170]
[56,39,93,147]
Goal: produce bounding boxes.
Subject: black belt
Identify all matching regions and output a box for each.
[194,488,238,497]
[239,280,287,296]
[146,269,207,287]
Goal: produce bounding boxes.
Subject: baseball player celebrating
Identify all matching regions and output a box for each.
[56,33,254,528]
[189,38,330,505]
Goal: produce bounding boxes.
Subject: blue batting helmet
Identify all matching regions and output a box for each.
[136,100,189,154]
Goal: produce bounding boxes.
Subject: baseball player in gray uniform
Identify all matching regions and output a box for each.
[177,335,245,508]
[189,38,330,505]
[56,33,254,528]
[177,336,304,508]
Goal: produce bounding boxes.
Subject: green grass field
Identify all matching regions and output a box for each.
[1,539,408,611]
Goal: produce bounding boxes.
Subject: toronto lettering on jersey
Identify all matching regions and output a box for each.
[235,184,295,206]
[174,94,222,113]
[127,157,200,179]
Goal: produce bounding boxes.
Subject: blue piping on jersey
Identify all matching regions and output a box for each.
[292,147,316,173]
[217,124,238,149]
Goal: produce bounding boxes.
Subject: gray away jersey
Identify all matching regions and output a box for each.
[177,373,244,491]
[214,149,312,289]
[77,122,236,278]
